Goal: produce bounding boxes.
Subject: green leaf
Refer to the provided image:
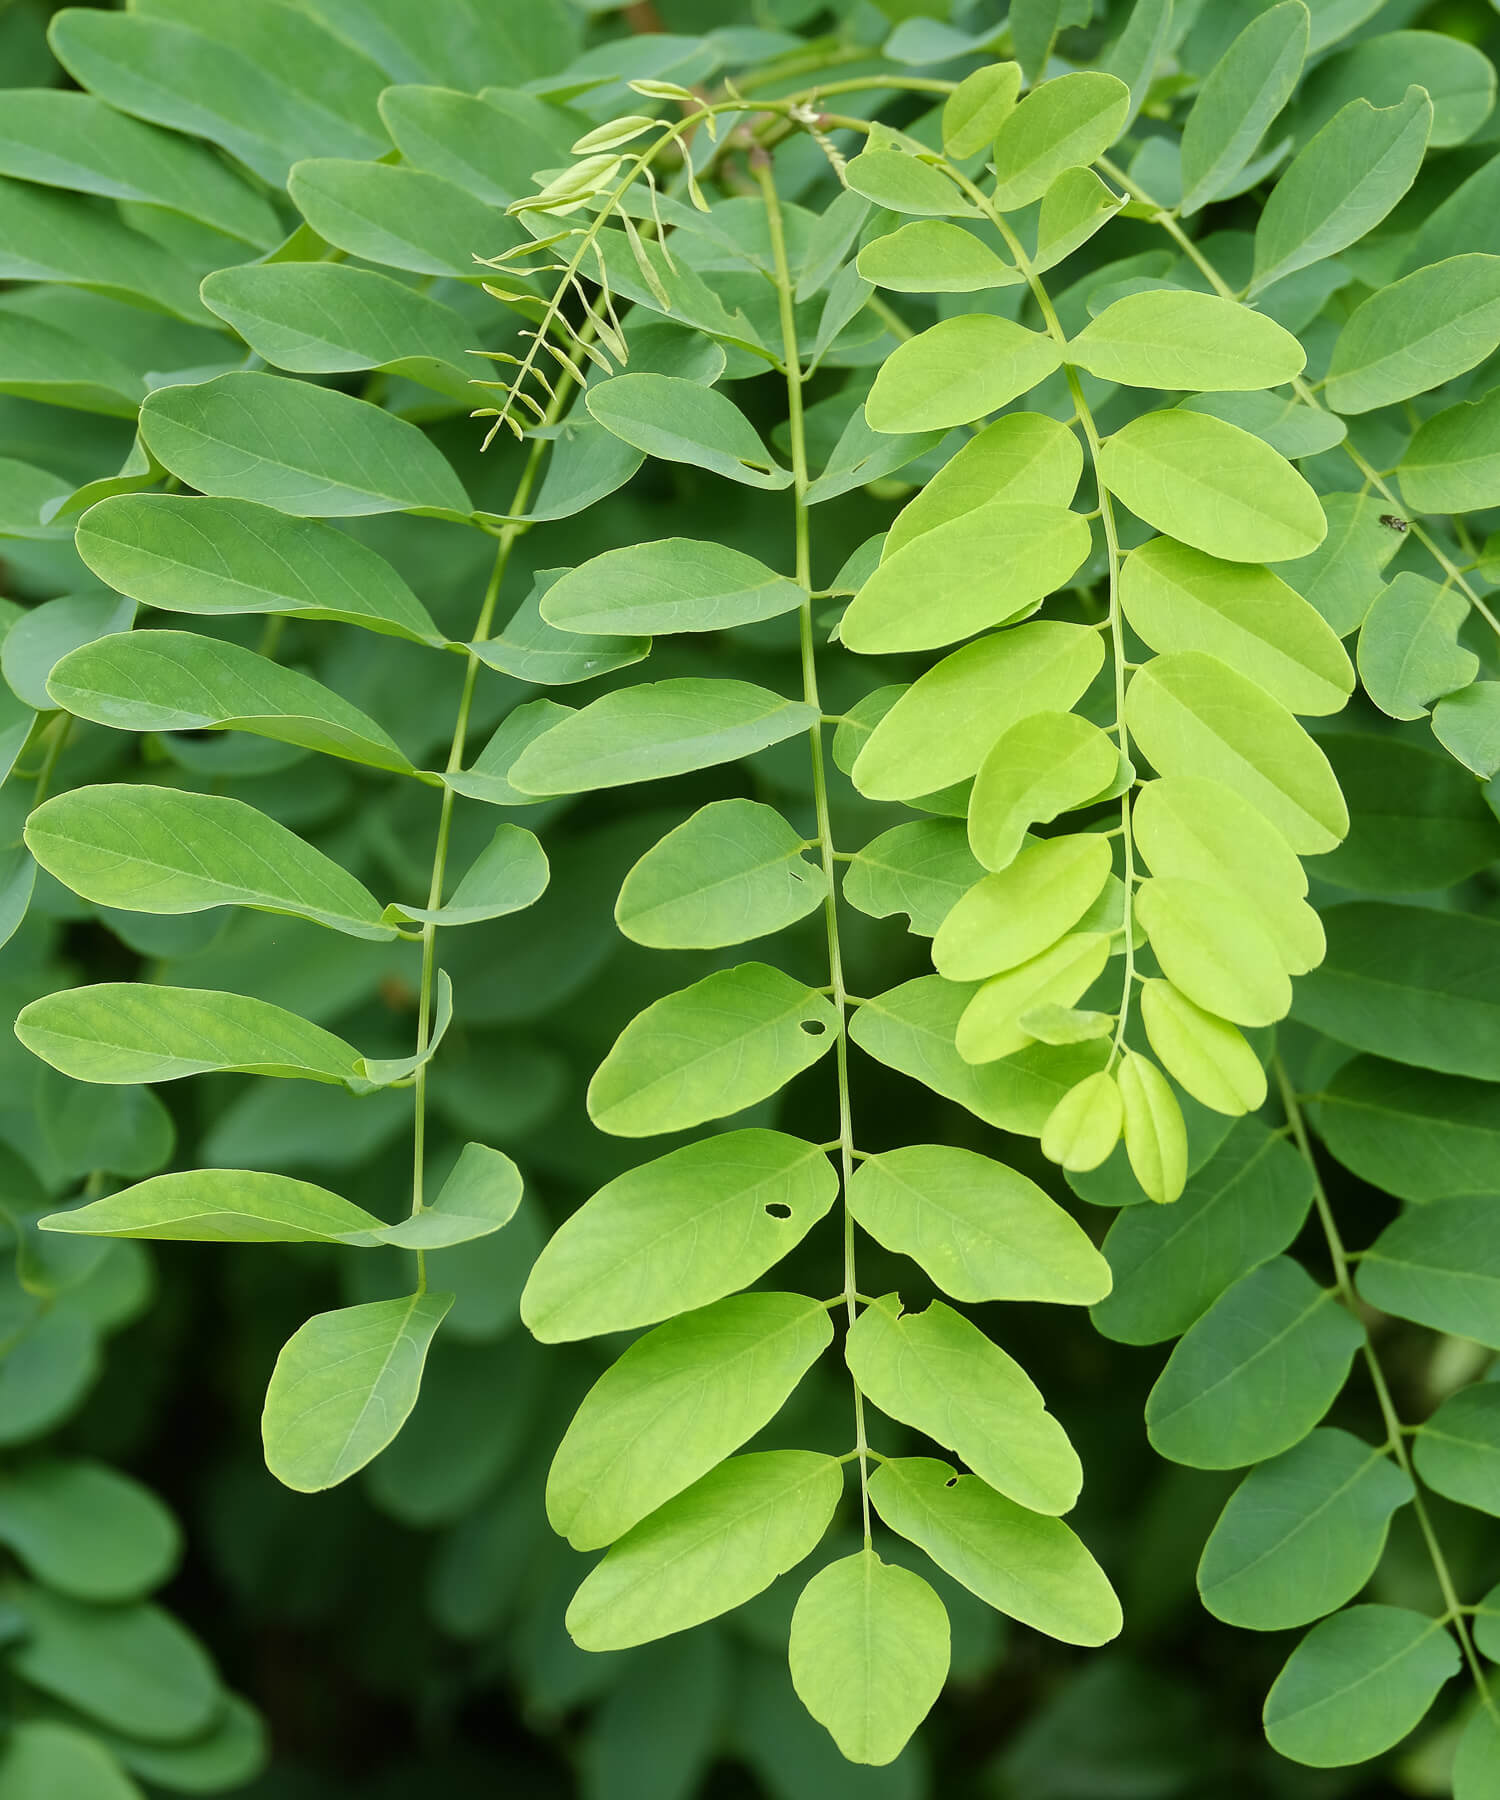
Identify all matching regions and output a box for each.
[885,412,1083,556]
[376,1144,523,1250]
[0,176,202,321]
[7,1583,220,1742]
[1,592,136,711]
[1034,166,1123,273]
[868,1456,1122,1644]
[1125,654,1346,853]
[1296,902,1500,1079]
[843,821,984,938]
[956,932,1113,1063]
[1135,877,1291,1027]
[1146,1258,1364,1468]
[377,83,581,204]
[847,1143,1109,1305]
[1325,733,1500,892]
[1319,1056,1500,1201]
[990,72,1131,212]
[0,1459,178,1603]
[516,414,646,524]
[788,1550,949,1767]
[1297,29,1494,149]
[1100,412,1326,563]
[1400,388,1500,513]
[74,495,443,646]
[48,4,388,187]
[262,1292,453,1493]
[521,1130,837,1341]
[508,678,818,795]
[444,698,573,808]
[26,783,394,940]
[1118,1050,1188,1205]
[1199,1430,1413,1630]
[851,976,1109,1137]
[1357,1198,1500,1349]
[41,1168,393,1244]
[0,1720,142,1800]
[942,61,1022,159]
[853,621,1103,797]
[384,824,549,927]
[1094,1121,1314,1344]
[1250,89,1432,295]
[587,963,838,1138]
[856,220,1020,294]
[0,457,70,538]
[864,315,1062,434]
[1120,537,1352,716]
[546,1291,833,1550]
[287,157,523,279]
[1281,489,1404,636]
[0,88,280,245]
[934,834,1113,982]
[470,572,646,686]
[16,984,366,1088]
[1178,390,1347,460]
[1262,1606,1458,1766]
[1180,2,1309,216]
[1070,292,1305,391]
[1326,254,1500,414]
[1357,573,1477,721]
[200,263,478,398]
[539,539,802,637]
[847,1293,1081,1513]
[0,309,143,418]
[48,630,419,776]
[138,372,472,519]
[585,373,791,489]
[1413,1387,1500,1517]
[845,147,971,217]
[1456,1705,1500,1800]
[614,799,826,949]
[1434,683,1500,778]
[968,711,1119,872]
[567,1451,843,1652]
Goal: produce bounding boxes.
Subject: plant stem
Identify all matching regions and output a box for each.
[756,151,872,1544]
[1273,1059,1498,1723]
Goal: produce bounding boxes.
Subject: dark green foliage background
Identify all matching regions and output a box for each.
[2,0,1499,1794]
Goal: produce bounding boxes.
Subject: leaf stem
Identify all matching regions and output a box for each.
[757,151,872,1546]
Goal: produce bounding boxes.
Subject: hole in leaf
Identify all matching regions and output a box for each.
[799,1018,827,1036]
[765,1202,792,1219]
[945,1476,958,1489]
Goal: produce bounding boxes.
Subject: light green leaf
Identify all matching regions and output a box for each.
[509,678,818,795]
[1139,979,1269,1115]
[856,220,1021,294]
[200,263,478,398]
[1135,877,1291,1028]
[470,574,647,686]
[847,1294,1081,1513]
[26,784,394,940]
[14,980,370,1088]
[847,1143,1109,1305]
[1034,165,1123,272]
[585,373,791,489]
[1146,1258,1364,1467]
[522,1130,836,1341]
[1,592,136,711]
[444,698,573,808]
[567,1451,842,1652]
[990,72,1131,212]
[1070,291,1305,391]
[1281,489,1404,636]
[968,711,1119,871]
[1455,1703,1500,1800]
[1125,654,1347,853]
[1357,1198,1500,1350]
[1413,1387,1500,1517]
[138,372,472,519]
[842,820,984,938]
[0,1459,178,1603]
[853,621,1103,798]
[48,630,419,776]
[1199,1429,1413,1630]
[587,963,838,1137]
[1041,1069,1124,1171]
[1250,88,1432,295]
[868,1456,1122,1645]
[0,1719,142,1800]
[1357,573,1478,721]
[788,1549,949,1767]
[1120,537,1352,716]
[844,147,972,217]
[287,158,523,279]
[1319,1056,1500,1202]
[539,540,802,637]
[615,799,826,949]
[1118,1050,1188,1205]
[375,1144,523,1250]
[1180,2,1309,216]
[0,310,143,418]
[384,825,549,927]
[41,1168,390,1244]
[0,457,71,538]
[1400,388,1500,514]
[942,61,1022,159]
[1263,1606,1458,1766]
[262,1292,453,1492]
[864,315,1062,434]
[1102,0,1172,132]
[802,407,944,506]
[1297,902,1500,1079]
[956,932,1113,1064]
[1296,29,1494,150]
[933,834,1113,981]
[851,975,1109,1137]
[546,1291,833,1550]
[74,495,443,646]
[1100,412,1326,563]
[884,413,1083,557]
[1325,255,1500,415]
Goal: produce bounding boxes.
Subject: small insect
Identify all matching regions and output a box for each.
[1379,513,1409,533]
